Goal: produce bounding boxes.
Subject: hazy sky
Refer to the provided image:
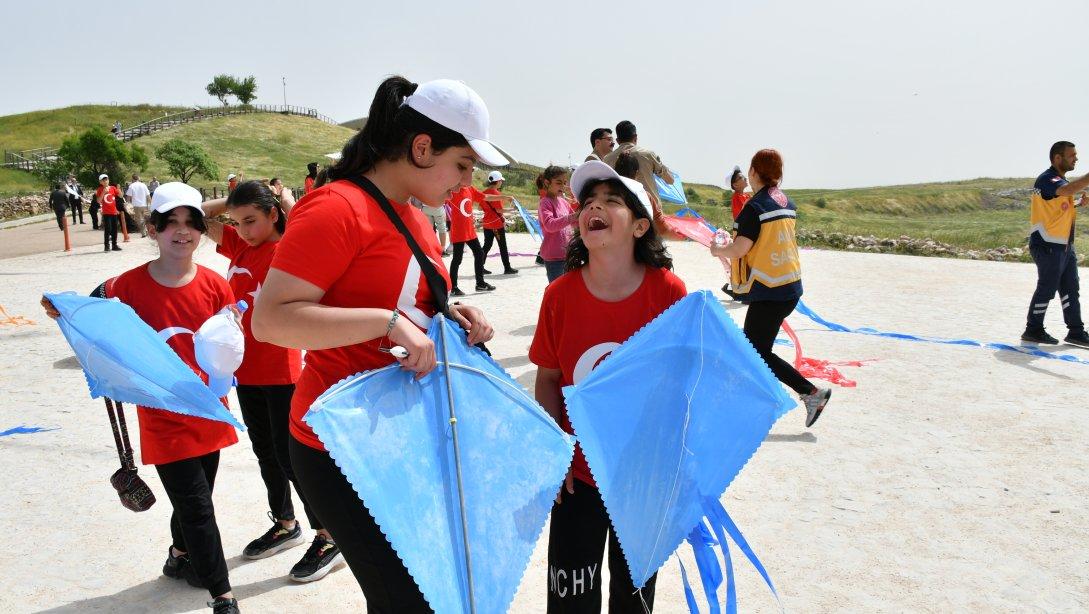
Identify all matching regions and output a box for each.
[3,0,1087,188]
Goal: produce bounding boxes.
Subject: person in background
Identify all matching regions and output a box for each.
[1021,140,1089,347]
[584,127,615,162]
[126,173,151,237]
[480,170,518,275]
[66,175,85,225]
[537,165,578,283]
[721,165,751,297]
[603,120,674,226]
[227,173,242,193]
[96,173,123,252]
[413,196,451,255]
[710,149,832,428]
[149,176,160,199]
[304,163,319,194]
[49,182,69,230]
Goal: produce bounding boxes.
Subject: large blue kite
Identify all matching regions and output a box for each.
[305,314,574,614]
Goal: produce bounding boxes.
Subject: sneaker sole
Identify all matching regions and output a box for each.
[290,553,346,583]
[1065,341,1089,349]
[243,532,306,560]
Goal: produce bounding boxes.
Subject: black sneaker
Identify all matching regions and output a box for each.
[482,268,493,275]
[163,547,203,588]
[451,287,466,297]
[104,246,110,252]
[243,513,305,560]
[475,282,496,292]
[801,388,831,428]
[1021,329,1059,344]
[111,245,122,251]
[503,268,519,275]
[208,597,240,614]
[535,254,544,265]
[289,535,345,583]
[1064,330,1089,348]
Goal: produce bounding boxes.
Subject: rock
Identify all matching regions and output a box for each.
[0,194,49,220]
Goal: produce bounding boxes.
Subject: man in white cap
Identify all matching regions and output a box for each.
[227,172,242,194]
[96,173,123,252]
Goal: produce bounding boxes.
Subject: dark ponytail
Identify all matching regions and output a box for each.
[535,164,568,191]
[327,76,470,182]
[227,180,286,235]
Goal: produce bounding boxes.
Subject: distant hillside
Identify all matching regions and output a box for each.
[0,104,188,153]
[339,117,367,131]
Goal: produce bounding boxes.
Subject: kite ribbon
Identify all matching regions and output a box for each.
[795,301,1089,367]
[779,321,864,387]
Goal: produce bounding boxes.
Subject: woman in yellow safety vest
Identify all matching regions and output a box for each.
[710,148,831,428]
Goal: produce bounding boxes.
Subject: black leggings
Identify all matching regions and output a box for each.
[449,238,485,288]
[743,298,816,395]
[102,214,119,248]
[155,451,231,597]
[290,437,432,613]
[236,384,321,529]
[548,479,656,613]
[481,228,512,270]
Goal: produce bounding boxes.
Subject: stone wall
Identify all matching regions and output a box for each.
[0,194,50,220]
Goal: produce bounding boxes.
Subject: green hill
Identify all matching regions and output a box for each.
[0,104,187,153]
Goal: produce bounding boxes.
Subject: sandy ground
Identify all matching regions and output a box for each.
[1,229,1087,613]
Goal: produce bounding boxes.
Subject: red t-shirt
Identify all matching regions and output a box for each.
[270,180,451,451]
[216,225,302,385]
[97,185,121,216]
[528,266,687,487]
[106,263,239,465]
[481,188,505,230]
[446,185,485,244]
[304,176,315,194]
[731,192,751,221]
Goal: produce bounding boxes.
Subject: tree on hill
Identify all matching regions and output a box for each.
[57,127,148,187]
[234,76,258,105]
[206,75,239,106]
[155,138,220,183]
[685,186,702,203]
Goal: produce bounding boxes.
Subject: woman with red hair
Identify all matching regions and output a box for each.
[711,149,831,427]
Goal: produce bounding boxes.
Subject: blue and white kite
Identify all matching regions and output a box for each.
[564,290,792,612]
[305,314,574,614]
[656,172,688,205]
[512,198,543,242]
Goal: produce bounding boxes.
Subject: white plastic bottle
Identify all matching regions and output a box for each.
[194,300,248,397]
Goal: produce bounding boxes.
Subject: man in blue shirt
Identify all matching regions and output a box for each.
[1022,141,1089,347]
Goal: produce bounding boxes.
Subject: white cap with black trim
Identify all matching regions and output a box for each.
[570,161,654,219]
[404,79,509,167]
[150,182,205,215]
[98,173,109,181]
[487,170,505,184]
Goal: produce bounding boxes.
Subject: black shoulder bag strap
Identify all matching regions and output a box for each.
[341,175,490,354]
[342,175,450,316]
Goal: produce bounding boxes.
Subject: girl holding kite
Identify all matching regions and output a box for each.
[710,149,832,427]
[200,182,344,583]
[536,165,579,283]
[530,160,687,612]
[251,76,497,612]
[43,182,242,614]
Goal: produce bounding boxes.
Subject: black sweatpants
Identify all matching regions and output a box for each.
[102,214,119,249]
[53,207,67,230]
[290,437,432,613]
[743,298,816,396]
[70,199,84,224]
[548,479,656,613]
[481,228,512,270]
[236,384,322,529]
[449,238,486,288]
[89,202,100,229]
[1026,239,1083,333]
[155,451,231,597]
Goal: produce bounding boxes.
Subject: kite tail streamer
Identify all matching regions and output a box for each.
[780,321,862,387]
[795,301,1089,366]
[678,501,780,614]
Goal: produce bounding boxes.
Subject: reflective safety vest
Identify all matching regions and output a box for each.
[730,188,802,301]
[1029,190,1076,245]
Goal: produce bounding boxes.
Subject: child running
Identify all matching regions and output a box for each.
[530,160,687,613]
[710,149,831,427]
[536,165,579,283]
[480,170,519,275]
[200,180,344,582]
[42,182,241,614]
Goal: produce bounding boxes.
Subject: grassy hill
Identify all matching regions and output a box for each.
[0,104,187,153]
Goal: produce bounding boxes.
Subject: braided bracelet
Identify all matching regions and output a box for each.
[385,310,400,336]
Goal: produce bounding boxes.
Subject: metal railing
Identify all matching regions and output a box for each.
[3,104,338,171]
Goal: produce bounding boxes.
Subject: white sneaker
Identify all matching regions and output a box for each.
[801,388,831,427]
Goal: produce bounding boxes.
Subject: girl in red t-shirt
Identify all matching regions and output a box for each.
[529,161,687,613]
[480,170,518,275]
[43,183,241,613]
[202,181,340,582]
[252,76,500,611]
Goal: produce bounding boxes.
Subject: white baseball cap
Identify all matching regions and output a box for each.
[487,170,505,184]
[98,173,109,181]
[404,79,509,167]
[570,161,653,219]
[227,173,236,180]
[150,182,205,215]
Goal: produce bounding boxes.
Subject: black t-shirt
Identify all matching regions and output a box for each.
[49,190,69,212]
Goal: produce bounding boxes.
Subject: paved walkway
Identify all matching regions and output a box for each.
[0,216,143,259]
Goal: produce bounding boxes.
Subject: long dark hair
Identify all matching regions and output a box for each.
[227,180,286,235]
[326,76,469,182]
[535,165,567,191]
[564,178,672,271]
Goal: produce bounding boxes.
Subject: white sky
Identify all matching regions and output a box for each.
[3,0,1087,188]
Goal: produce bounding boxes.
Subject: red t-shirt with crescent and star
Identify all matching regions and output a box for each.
[528,266,687,487]
[216,224,302,386]
[106,263,239,465]
[270,180,451,452]
[481,187,505,230]
[97,185,121,215]
[446,185,485,243]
